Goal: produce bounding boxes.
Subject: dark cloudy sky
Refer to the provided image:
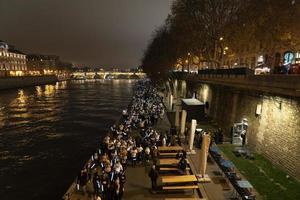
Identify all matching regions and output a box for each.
[0,0,173,68]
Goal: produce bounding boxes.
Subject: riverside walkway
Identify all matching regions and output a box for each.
[64,113,252,200]
[63,80,257,200]
[63,112,203,200]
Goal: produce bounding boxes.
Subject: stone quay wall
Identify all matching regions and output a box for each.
[166,80,300,180]
[183,81,300,180]
[0,75,58,90]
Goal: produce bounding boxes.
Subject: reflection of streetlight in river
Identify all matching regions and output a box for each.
[18,89,26,104]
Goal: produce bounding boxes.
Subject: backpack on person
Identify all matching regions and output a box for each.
[179,159,187,171]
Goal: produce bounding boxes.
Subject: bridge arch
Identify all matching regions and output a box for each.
[103,72,110,79]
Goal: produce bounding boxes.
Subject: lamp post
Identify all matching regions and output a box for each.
[187,52,191,73]
[185,59,188,72]
[219,37,224,68]
[217,37,229,69]
[213,37,224,69]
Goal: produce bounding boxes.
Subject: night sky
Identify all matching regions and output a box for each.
[0,0,173,68]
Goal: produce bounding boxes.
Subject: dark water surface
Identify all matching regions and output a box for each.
[0,80,134,200]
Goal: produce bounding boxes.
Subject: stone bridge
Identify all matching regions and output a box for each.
[71,71,146,79]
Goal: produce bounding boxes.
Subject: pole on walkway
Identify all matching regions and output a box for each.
[188,119,197,154]
[175,106,180,128]
[180,110,187,137]
[174,79,178,98]
[169,94,173,111]
[198,134,211,182]
[166,92,170,108]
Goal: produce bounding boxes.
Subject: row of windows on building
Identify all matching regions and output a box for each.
[0,51,26,59]
[0,64,27,71]
[223,51,300,69]
[0,60,26,65]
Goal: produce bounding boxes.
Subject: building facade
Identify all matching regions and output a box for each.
[222,42,300,74]
[0,41,27,77]
[26,54,60,75]
[27,54,73,79]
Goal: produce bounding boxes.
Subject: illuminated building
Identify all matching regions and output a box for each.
[27,54,73,77]
[0,41,27,77]
[26,54,60,75]
[222,43,300,74]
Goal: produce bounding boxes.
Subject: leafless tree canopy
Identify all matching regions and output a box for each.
[142,0,300,78]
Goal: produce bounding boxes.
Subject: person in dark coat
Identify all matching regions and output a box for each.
[113,177,122,200]
[148,165,159,190]
[178,157,188,174]
[101,173,109,200]
[92,173,101,196]
[119,171,126,199]
[77,169,88,193]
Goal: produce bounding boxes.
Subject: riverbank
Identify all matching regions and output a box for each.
[63,80,201,200]
[63,80,260,200]
[0,75,58,90]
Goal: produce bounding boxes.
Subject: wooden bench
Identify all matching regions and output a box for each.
[160,152,178,157]
[158,146,184,152]
[159,158,190,166]
[165,198,205,200]
[161,175,197,184]
[160,167,191,171]
[162,185,198,190]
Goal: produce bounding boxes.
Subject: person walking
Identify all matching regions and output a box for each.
[152,146,159,165]
[178,157,188,174]
[118,170,126,200]
[113,177,122,200]
[77,169,88,194]
[92,173,101,196]
[130,147,138,167]
[144,146,151,164]
[148,165,159,190]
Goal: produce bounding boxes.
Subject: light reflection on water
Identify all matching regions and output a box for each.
[0,79,134,200]
[0,105,4,129]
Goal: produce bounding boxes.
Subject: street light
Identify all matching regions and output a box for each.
[219,37,224,41]
[187,52,192,73]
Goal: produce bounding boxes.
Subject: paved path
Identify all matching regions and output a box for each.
[187,147,233,200]
[64,104,255,200]
[124,113,201,200]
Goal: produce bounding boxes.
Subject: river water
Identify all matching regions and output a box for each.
[0,80,135,200]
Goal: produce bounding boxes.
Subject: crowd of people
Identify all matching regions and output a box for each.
[75,80,166,200]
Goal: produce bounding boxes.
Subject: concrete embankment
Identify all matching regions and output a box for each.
[0,75,58,90]
[166,77,300,180]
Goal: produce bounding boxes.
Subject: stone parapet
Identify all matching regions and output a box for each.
[0,75,58,90]
[186,74,300,97]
